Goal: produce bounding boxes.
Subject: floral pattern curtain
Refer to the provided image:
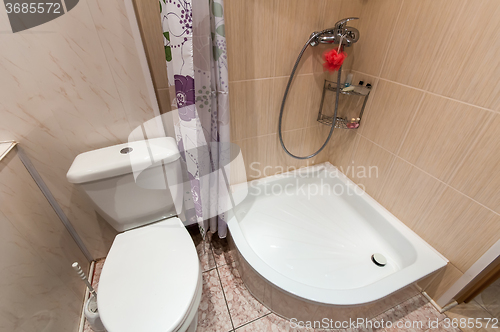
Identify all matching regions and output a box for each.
[160,0,230,239]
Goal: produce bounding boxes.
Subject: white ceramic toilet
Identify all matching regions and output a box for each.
[67,137,202,332]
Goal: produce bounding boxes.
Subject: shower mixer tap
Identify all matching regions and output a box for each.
[279,17,361,159]
[310,17,360,47]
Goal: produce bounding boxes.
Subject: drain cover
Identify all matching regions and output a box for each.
[371,253,387,267]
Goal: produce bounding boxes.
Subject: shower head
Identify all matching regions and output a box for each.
[310,17,360,47]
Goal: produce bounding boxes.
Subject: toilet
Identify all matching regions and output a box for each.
[67,137,201,332]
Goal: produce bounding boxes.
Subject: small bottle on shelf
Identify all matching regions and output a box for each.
[346,118,360,129]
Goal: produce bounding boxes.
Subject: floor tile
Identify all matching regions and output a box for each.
[191,232,216,272]
[92,259,105,289]
[212,235,235,267]
[445,300,496,332]
[218,264,270,328]
[83,259,105,332]
[474,278,500,319]
[235,313,314,331]
[426,319,463,332]
[197,269,233,332]
[382,295,446,332]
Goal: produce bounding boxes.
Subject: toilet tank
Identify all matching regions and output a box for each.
[67,138,183,232]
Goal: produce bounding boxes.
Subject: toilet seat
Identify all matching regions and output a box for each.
[97,217,201,332]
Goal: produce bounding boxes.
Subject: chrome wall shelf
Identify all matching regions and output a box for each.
[317,80,371,129]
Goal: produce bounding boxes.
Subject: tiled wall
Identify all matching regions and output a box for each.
[0,151,88,331]
[226,0,365,182]
[0,0,157,259]
[133,0,173,114]
[330,0,500,301]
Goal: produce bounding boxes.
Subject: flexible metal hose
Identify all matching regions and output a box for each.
[278,34,342,159]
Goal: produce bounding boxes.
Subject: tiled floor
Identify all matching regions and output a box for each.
[445,278,500,332]
[83,230,500,332]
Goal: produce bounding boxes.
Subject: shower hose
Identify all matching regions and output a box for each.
[278,34,342,159]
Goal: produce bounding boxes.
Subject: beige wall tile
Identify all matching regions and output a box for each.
[273,0,326,77]
[350,0,402,76]
[424,263,463,300]
[380,0,464,89]
[271,74,321,132]
[230,79,274,141]
[361,80,424,153]
[235,133,304,181]
[415,187,500,272]
[156,88,172,114]
[326,0,362,28]
[230,140,249,186]
[328,130,359,173]
[399,94,491,182]
[449,113,500,215]
[350,136,396,200]
[133,0,169,90]
[300,124,333,164]
[377,158,446,230]
[226,0,278,81]
[234,136,268,181]
[268,130,309,176]
[427,0,500,111]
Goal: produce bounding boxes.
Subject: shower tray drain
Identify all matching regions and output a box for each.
[371,253,387,267]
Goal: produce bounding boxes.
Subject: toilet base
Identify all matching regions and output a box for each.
[185,312,198,332]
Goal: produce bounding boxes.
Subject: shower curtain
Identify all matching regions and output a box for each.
[160,0,230,239]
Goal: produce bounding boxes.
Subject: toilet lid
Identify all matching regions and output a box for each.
[97,217,200,332]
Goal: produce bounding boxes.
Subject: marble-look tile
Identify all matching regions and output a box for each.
[0,211,82,332]
[92,259,106,290]
[211,235,235,268]
[0,0,157,262]
[86,0,157,123]
[218,265,270,328]
[236,313,314,332]
[475,278,500,319]
[382,295,446,332]
[371,296,424,330]
[84,259,106,332]
[0,152,89,298]
[445,300,496,332]
[197,269,233,332]
[430,319,463,332]
[191,232,216,272]
[228,235,273,310]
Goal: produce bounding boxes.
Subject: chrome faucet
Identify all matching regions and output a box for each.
[310,17,360,47]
